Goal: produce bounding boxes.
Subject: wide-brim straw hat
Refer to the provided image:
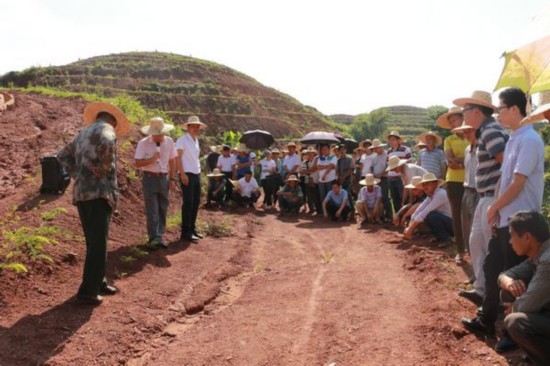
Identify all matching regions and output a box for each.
[286,142,302,150]
[353,146,365,154]
[140,116,174,136]
[229,179,241,190]
[271,148,281,154]
[418,131,443,147]
[304,146,317,155]
[285,174,300,182]
[207,168,225,178]
[386,130,402,141]
[436,106,464,129]
[385,155,407,172]
[359,139,373,150]
[404,176,423,189]
[236,143,250,153]
[359,174,380,186]
[183,115,207,131]
[522,91,550,125]
[419,172,444,186]
[83,102,131,137]
[414,142,427,150]
[453,90,497,111]
[370,138,387,149]
[451,121,475,133]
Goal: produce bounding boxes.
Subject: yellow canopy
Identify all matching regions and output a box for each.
[494,34,550,95]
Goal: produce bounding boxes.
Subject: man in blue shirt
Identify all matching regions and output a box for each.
[323,181,351,221]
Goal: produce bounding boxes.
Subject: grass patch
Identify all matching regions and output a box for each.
[167,212,182,229]
[41,207,68,221]
[196,219,233,238]
[320,252,334,264]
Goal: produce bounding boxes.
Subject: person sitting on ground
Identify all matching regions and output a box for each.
[417,131,447,179]
[403,173,453,246]
[277,175,304,216]
[497,211,550,365]
[393,176,426,229]
[323,180,351,222]
[206,168,226,208]
[233,170,260,208]
[355,174,383,228]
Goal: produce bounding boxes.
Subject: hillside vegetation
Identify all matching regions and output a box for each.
[0,52,341,138]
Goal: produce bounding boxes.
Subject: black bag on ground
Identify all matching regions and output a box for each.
[39,156,70,194]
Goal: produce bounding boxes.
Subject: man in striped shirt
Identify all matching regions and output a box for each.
[453,91,509,338]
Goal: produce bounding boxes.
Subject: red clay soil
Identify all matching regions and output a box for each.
[0,92,527,365]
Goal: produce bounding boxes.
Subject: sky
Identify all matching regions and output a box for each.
[2,0,550,115]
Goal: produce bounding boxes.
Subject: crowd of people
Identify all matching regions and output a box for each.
[57,86,550,364]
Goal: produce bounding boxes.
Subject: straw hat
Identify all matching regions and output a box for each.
[418,131,443,146]
[229,179,241,190]
[359,139,373,150]
[83,102,131,137]
[359,174,380,186]
[183,115,207,131]
[304,146,317,155]
[419,172,444,186]
[285,174,300,182]
[521,91,550,125]
[386,131,402,141]
[207,168,225,178]
[450,121,475,133]
[236,143,250,153]
[453,90,497,111]
[286,142,301,150]
[271,148,281,154]
[353,146,365,154]
[140,116,174,136]
[370,139,387,149]
[0,91,14,106]
[436,106,463,129]
[404,176,423,189]
[414,141,427,150]
[385,155,407,172]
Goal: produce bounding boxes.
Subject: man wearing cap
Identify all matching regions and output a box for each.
[234,170,260,208]
[277,174,304,215]
[336,144,355,207]
[355,174,383,228]
[135,117,178,249]
[58,102,130,305]
[438,107,470,264]
[403,173,453,244]
[386,131,412,215]
[417,131,446,179]
[464,88,545,350]
[453,91,509,337]
[371,139,392,222]
[217,145,236,202]
[283,142,301,177]
[176,115,207,242]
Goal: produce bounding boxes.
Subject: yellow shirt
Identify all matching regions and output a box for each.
[444,134,469,183]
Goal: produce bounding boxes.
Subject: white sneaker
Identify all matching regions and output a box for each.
[356,218,363,230]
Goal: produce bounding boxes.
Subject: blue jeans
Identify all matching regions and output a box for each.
[142,175,170,243]
[425,211,453,241]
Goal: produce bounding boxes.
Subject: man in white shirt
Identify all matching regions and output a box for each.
[313,144,337,202]
[403,173,453,246]
[176,116,207,242]
[135,117,178,249]
[234,170,260,208]
[217,145,235,202]
[283,142,302,177]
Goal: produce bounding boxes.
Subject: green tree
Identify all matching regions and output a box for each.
[349,109,391,141]
[427,105,452,140]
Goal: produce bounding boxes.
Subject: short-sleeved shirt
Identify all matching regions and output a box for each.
[317,154,337,183]
[359,185,382,208]
[238,177,259,197]
[463,143,478,189]
[387,145,412,178]
[175,133,201,174]
[444,134,469,183]
[360,153,376,177]
[281,183,303,202]
[134,136,178,173]
[235,154,252,178]
[259,158,277,179]
[283,154,301,175]
[372,152,388,178]
[475,117,509,193]
[498,125,544,227]
[217,154,235,173]
[418,148,446,179]
[326,189,350,207]
[337,156,354,185]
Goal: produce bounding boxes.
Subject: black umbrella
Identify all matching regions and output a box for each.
[239,130,275,150]
[333,132,346,143]
[300,131,341,145]
[344,138,358,154]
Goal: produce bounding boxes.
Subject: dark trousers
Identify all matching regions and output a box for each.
[207,188,225,206]
[181,173,201,235]
[480,227,527,325]
[280,197,304,212]
[306,183,321,213]
[76,198,112,297]
[223,172,233,201]
[235,192,259,207]
[447,182,465,254]
[261,178,276,206]
[425,211,454,241]
[506,310,550,366]
[388,178,403,214]
[342,180,354,207]
[379,177,393,220]
[326,200,351,221]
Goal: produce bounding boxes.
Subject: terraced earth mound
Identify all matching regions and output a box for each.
[0,52,339,138]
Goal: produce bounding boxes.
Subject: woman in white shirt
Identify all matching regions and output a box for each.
[259,150,277,209]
